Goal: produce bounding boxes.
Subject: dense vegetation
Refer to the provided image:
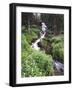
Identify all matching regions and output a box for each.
[21,13,64,77]
[51,35,64,63]
[21,33,54,77]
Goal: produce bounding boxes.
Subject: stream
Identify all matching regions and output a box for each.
[31,31,64,75]
[31,32,46,50]
[53,60,64,75]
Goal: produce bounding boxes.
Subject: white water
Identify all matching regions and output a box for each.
[31,32,46,50]
[54,60,64,73]
[31,31,64,74]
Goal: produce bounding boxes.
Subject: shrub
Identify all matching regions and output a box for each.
[24,31,38,44]
[51,35,64,63]
[40,39,48,48]
[21,34,34,77]
[22,34,30,50]
[51,35,64,44]
[22,51,54,77]
[31,25,37,28]
[31,28,40,36]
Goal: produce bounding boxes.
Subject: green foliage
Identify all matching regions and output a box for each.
[21,34,33,52]
[31,25,38,28]
[21,50,54,77]
[23,28,39,44]
[51,35,64,43]
[30,28,40,35]
[21,13,64,76]
[51,35,64,63]
[21,34,33,68]
[21,34,53,77]
[21,35,53,77]
[40,39,48,48]
[21,23,64,77]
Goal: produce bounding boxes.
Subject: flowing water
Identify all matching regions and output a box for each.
[31,32,46,50]
[31,31,64,75]
[53,60,64,75]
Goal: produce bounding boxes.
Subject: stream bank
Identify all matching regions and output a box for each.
[31,31,64,76]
